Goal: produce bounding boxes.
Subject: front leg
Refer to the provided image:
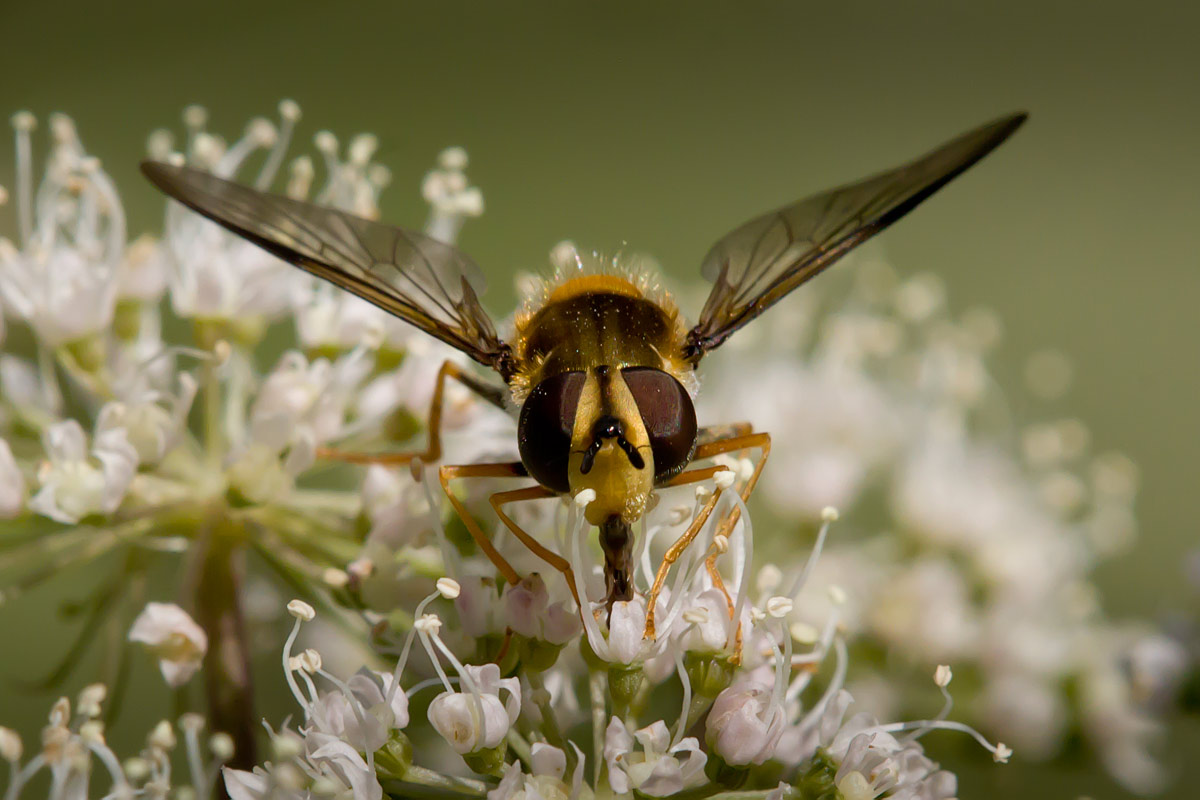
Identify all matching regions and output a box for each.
[318,359,505,466]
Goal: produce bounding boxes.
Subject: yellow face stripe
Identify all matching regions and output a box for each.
[567,367,655,525]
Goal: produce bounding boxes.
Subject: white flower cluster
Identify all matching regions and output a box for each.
[698,252,1186,792]
[0,103,1177,799]
[0,688,232,800]
[220,492,1008,800]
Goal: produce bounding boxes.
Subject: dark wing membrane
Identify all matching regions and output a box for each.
[686,112,1027,361]
[141,161,511,373]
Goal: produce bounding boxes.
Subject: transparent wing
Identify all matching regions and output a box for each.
[686,112,1027,361]
[141,161,512,374]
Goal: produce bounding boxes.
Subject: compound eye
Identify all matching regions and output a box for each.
[622,367,696,482]
[518,371,585,493]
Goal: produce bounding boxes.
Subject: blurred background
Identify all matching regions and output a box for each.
[0,1,1196,797]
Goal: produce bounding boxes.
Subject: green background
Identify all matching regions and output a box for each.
[1,1,1197,797]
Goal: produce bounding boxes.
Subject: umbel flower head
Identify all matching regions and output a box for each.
[0,102,1180,799]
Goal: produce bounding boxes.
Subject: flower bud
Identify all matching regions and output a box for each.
[706,681,786,766]
[429,692,513,754]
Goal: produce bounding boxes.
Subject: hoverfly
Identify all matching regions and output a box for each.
[143,112,1026,636]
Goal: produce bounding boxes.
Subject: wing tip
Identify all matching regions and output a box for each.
[987,111,1029,145]
[140,159,183,196]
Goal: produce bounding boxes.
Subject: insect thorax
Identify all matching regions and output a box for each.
[508,272,693,400]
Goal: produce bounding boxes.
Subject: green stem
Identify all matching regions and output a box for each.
[397,764,488,795]
[202,361,222,469]
[189,515,257,777]
[506,729,532,767]
[526,671,570,757]
[590,668,607,787]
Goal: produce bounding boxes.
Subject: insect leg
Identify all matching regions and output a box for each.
[693,428,772,540]
[317,360,506,466]
[641,465,735,640]
[689,425,772,661]
[489,486,581,607]
[694,422,753,448]
[438,461,528,585]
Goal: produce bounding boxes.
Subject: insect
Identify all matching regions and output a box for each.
[143,111,1026,636]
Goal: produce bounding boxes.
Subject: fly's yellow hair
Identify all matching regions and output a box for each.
[507,249,695,404]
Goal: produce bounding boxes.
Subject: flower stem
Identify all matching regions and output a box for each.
[391,764,488,796]
[188,513,257,778]
[201,360,222,469]
[590,668,607,786]
[526,670,571,764]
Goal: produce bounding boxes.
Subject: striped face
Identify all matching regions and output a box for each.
[517,365,696,525]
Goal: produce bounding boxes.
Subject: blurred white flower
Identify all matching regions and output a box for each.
[154,105,301,320]
[95,372,197,465]
[422,146,484,245]
[29,419,137,523]
[0,437,24,518]
[0,113,124,347]
[249,348,370,459]
[128,602,208,687]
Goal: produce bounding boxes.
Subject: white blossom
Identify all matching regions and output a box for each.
[428,664,521,755]
[706,678,787,766]
[0,438,24,518]
[604,718,707,797]
[0,114,124,347]
[127,602,208,687]
[489,742,581,800]
[29,419,137,523]
[0,106,1170,800]
[95,372,197,465]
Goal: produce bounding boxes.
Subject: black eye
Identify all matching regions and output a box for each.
[622,367,696,483]
[518,371,585,493]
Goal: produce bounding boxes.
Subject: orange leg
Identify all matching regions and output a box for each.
[693,429,772,542]
[438,462,528,585]
[318,360,503,467]
[689,425,771,659]
[641,465,735,639]
[641,427,770,641]
[489,485,581,606]
[492,467,732,619]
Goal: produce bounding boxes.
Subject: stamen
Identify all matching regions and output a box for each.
[724,489,754,649]
[871,718,1011,763]
[636,522,662,593]
[406,675,459,698]
[786,608,841,703]
[901,666,956,744]
[568,505,608,660]
[772,611,794,709]
[281,606,312,714]
[11,111,35,246]
[672,652,692,748]
[416,469,462,578]
[423,619,489,748]
[180,715,206,797]
[255,100,300,190]
[784,506,838,599]
[384,589,443,711]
